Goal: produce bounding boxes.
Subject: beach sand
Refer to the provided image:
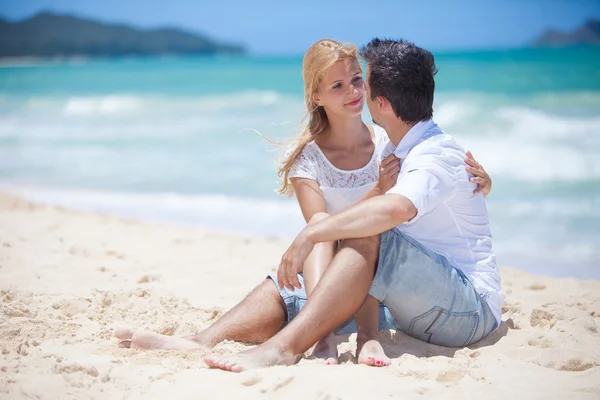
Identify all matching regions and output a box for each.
[1,192,599,399]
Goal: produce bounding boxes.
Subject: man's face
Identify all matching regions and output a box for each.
[365,66,381,126]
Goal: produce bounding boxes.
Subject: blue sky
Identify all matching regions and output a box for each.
[2,0,600,54]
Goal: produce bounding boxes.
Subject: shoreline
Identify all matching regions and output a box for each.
[2,183,598,281]
[0,183,304,241]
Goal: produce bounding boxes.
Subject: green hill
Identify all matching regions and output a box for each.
[0,12,246,57]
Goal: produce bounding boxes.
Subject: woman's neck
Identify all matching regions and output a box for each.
[317,112,370,150]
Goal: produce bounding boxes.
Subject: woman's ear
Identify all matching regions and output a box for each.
[312,92,321,106]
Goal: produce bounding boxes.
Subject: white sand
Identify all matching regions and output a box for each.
[1,192,599,399]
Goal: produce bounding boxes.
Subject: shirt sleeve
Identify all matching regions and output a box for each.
[288,145,317,181]
[386,155,457,224]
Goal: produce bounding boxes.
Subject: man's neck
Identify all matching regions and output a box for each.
[385,119,416,147]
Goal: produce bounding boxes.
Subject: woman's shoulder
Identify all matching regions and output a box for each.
[286,140,324,181]
[286,140,319,164]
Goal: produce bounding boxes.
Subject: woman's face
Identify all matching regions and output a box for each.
[314,59,365,118]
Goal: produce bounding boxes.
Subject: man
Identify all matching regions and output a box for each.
[117,39,502,372]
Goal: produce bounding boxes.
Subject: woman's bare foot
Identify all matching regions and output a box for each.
[204,344,300,372]
[356,334,390,367]
[308,333,338,365]
[114,327,206,350]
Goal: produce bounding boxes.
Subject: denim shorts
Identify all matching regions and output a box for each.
[268,229,498,348]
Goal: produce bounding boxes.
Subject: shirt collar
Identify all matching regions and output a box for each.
[393,119,440,158]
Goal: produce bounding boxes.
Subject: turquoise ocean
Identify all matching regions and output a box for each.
[1,46,599,278]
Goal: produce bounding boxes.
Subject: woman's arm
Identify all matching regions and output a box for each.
[358,153,402,202]
[290,177,328,223]
[284,178,333,293]
[465,151,492,197]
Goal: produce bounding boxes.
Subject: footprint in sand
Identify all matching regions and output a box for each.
[53,363,99,377]
[17,341,29,356]
[527,283,546,291]
[105,250,125,259]
[240,373,263,386]
[527,335,556,349]
[272,376,295,391]
[68,245,90,257]
[531,349,598,372]
[502,302,522,315]
[137,275,160,284]
[436,368,466,383]
[52,298,90,318]
[530,308,563,328]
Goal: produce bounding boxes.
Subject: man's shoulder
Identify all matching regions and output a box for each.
[406,134,466,168]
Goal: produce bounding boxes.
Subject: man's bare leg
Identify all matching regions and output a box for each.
[303,214,339,364]
[204,235,380,372]
[355,295,390,366]
[115,278,286,350]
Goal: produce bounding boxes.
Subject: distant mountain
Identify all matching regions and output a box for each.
[533,19,600,47]
[0,12,246,58]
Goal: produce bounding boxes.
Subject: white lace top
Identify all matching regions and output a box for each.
[289,126,391,215]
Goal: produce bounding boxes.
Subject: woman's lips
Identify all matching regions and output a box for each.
[346,97,362,106]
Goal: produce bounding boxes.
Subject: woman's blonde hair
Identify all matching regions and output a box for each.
[277,39,360,196]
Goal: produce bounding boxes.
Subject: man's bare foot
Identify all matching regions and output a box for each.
[204,344,300,372]
[308,333,338,365]
[356,334,390,367]
[114,327,206,350]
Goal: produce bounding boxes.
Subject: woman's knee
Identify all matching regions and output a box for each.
[306,213,337,256]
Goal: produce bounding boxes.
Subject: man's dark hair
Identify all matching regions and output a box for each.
[361,38,438,123]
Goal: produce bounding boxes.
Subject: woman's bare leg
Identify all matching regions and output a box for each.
[302,213,339,364]
[355,295,390,366]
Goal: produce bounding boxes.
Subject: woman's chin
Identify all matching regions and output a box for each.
[345,106,364,118]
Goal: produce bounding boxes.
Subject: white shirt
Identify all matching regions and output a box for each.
[289,126,389,215]
[386,119,504,323]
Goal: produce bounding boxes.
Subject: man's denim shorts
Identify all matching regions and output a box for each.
[268,229,498,347]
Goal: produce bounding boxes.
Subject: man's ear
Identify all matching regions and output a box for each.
[378,96,390,113]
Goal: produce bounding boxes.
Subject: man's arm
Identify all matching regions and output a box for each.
[276,194,415,290]
[304,194,416,244]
